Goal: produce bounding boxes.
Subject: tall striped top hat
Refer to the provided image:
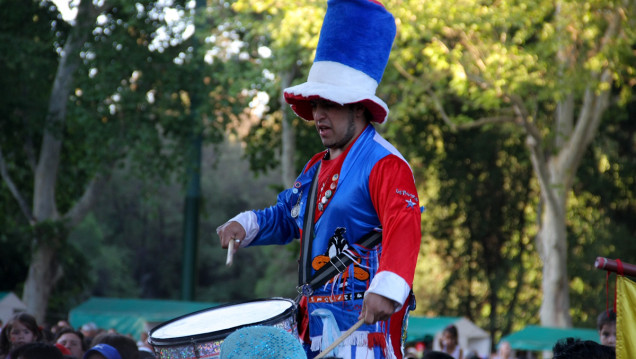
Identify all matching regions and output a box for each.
[283,0,396,124]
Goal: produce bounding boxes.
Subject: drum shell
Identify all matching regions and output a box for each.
[148,298,297,359]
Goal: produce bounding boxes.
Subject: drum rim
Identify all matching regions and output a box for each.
[148,297,296,346]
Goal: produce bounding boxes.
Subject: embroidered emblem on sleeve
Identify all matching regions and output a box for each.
[395,189,419,210]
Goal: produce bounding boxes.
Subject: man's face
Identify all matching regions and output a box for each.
[57,333,84,359]
[599,323,616,347]
[311,99,365,154]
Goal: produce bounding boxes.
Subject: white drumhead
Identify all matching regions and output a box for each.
[151,299,293,339]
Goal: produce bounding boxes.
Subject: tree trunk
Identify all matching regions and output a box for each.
[529,68,612,327]
[22,0,99,322]
[22,243,63,321]
[537,168,571,327]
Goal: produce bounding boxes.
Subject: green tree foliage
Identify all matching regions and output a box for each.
[67,140,298,306]
[421,127,541,340]
[385,0,636,328]
[229,0,326,176]
[0,0,266,321]
[3,0,636,340]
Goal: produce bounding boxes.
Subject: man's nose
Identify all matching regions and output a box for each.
[313,103,326,120]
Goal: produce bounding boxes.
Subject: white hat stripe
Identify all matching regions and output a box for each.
[308,61,379,97]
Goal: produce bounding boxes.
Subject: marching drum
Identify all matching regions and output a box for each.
[148,298,298,359]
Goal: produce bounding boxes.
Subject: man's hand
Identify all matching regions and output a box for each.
[216,221,246,249]
[358,292,398,324]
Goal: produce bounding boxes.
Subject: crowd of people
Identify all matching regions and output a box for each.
[0,312,154,359]
[0,307,621,359]
[404,310,617,359]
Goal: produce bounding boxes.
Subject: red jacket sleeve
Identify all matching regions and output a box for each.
[368,154,422,286]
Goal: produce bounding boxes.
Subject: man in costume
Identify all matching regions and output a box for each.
[216,0,421,358]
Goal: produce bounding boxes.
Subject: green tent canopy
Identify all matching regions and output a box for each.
[69,297,219,339]
[406,316,461,343]
[500,325,599,351]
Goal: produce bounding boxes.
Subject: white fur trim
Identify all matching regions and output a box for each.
[366,271,410,312]
[283,61,390,123]
[308,61,378,96]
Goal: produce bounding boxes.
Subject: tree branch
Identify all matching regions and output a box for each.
[559,5,620,175]
[510,98,564,220]
[0,147,36,224]
[457,116,518,129]
[560,69,612,176]
[63,174,106,228]
[392,61,418,82]
[427,90,457,131]
[34,0,99,220]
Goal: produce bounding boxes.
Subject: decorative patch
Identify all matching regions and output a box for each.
[395,189,418,210]
[311,227,370,285]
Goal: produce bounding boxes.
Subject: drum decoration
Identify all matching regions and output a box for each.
[148,298,298,359]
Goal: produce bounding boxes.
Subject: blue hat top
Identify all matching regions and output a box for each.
[315,0,396,85]
[284,0,397,124]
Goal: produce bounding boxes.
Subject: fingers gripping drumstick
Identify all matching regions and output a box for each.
[314,318,365,358]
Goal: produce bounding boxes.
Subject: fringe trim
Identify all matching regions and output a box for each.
[310,332,391,353]
[310,332,370,352]
[367,332,387,350]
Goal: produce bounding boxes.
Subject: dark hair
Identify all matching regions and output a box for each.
[596,309,616,331]
[552,337,615,359]
[423,351,455,359]
[442,324,459,339]
[9,342,64,359]
[91,332,139,359]
[56,327,88,351]
[0,313,44,355]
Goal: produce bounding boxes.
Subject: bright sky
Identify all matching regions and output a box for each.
[51,0,78,22]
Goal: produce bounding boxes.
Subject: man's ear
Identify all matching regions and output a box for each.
[354,104,370,122]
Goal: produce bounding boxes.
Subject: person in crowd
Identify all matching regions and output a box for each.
[216,1,421,358]
[438,325,463,359]
[596,309,616,347]
[423,352,454,359]
[552,337,615,359]
[405,346,422,359]
[84,343,123,359]
[135,332,154,359]
[0,313,44,359]
[491,341,513,359]
[219,326,305,359]
[50,320,73,338]
[54,342,74,357]
[56,328,87,359]
[9,342,64,359]
[80,323,99,349]
[89,332,139,359]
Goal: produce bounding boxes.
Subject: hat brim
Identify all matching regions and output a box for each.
[284,81,389,124]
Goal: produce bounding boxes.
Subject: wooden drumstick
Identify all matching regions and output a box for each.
[226,239,235,266]
[315,318,365,358]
